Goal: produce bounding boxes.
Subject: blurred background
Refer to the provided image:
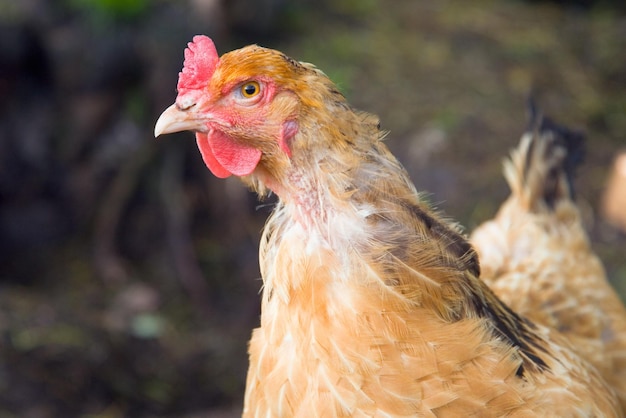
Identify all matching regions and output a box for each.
[0,0,625,416]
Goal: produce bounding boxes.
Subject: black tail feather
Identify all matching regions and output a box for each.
[523,99,585,208]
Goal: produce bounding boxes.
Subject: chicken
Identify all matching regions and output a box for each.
[470,106,626,410]
[602,152,626,232]
[154,36,621,417]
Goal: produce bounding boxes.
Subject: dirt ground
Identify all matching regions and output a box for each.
[0,0,624,416]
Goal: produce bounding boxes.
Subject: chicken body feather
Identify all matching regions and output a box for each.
[155,36,621,417]
[471,108,626,410]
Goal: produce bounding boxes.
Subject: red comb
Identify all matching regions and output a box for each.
[177,35,219,94]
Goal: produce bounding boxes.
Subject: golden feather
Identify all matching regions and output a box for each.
[155,38,622,417]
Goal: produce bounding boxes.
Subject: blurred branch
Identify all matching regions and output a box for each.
[93,127,152,284]
[159,144,213,319]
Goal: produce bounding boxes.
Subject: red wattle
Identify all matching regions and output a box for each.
[195,131,262,178]
[196,133,231,178]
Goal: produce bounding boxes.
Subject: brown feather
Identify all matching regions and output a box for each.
[471,108,626,411]
[155,39,622,417]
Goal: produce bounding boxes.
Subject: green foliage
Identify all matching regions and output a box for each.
[327,0,378,16]
[67,0,150,22]
[130,313,165,339]
[10,323,89,351]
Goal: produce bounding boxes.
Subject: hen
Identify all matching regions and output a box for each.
[155,36,621,417]
[470,106,626,410]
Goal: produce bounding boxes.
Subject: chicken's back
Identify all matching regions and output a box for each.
[471,107,626,408]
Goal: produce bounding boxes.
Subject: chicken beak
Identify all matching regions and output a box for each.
[154,103,207,138]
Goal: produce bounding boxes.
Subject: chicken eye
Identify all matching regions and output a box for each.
[241,81,260,98]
